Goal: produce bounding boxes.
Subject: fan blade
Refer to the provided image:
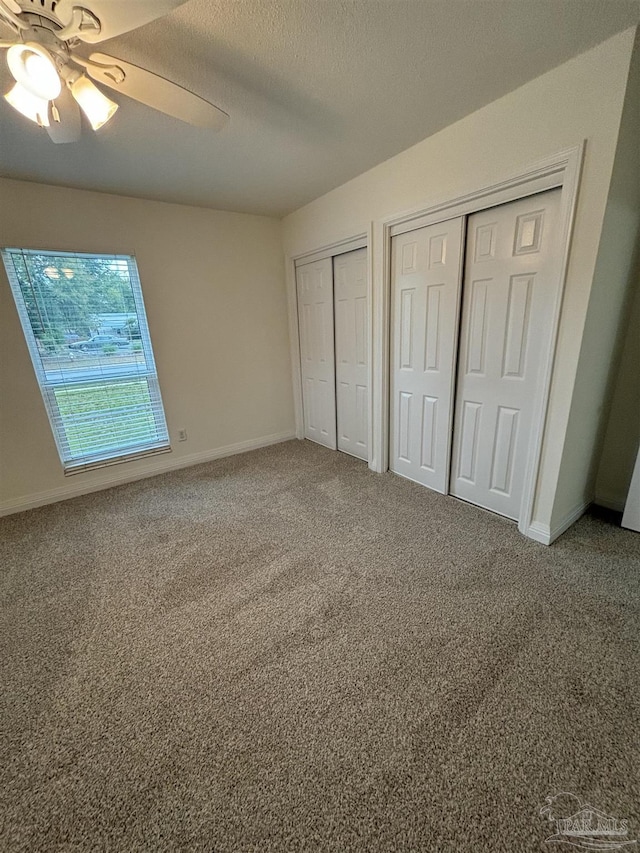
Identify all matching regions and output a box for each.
[0,0,26,32]
[55,0,188,44]
[46,86,82,143]
[87,53,229,130]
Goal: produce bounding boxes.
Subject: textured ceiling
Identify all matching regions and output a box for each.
[1,0,639,216]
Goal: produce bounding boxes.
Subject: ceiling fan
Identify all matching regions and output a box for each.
[0,0,229,142]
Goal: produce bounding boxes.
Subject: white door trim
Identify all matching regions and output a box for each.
[388,171,563,237]
[294,236,368,267]
[372,144,585,540]
[285,230,372,451]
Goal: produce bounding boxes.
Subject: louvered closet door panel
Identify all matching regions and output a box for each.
[390,217,465,492]
[334,248,368,460]
[450,188,562,519]
[296,258,337,449]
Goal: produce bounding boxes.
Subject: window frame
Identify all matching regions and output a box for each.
[2,248,171,474]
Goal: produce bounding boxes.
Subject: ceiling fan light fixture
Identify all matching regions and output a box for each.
[7,43,61,100]
[4,82,50,126]
[0,2,228,142]
[69,75,118,130]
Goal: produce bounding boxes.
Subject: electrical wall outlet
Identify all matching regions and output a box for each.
[178,429,188,442]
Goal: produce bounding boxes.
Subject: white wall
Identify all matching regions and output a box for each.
[0,179,295,513]
[595,274,640,511]
[283,27,636,537]
[554,26,640,525]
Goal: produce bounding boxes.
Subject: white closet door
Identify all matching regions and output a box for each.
[451,188,562,519]
[334,248,368,460]
[296,258,337,449]
[390,217,465,491]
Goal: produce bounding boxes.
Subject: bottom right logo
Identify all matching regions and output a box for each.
[540,792,637,850]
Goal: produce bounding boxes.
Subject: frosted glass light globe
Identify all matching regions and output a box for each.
[7,43,61,100]
[24,53,61,99]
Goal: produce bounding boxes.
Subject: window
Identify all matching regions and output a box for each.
[2,249,170,473]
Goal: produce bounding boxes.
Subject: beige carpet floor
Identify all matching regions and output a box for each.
[1,439,639,852]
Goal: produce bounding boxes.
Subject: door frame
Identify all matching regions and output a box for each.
[285,230,373,460]
[374,144,585,537]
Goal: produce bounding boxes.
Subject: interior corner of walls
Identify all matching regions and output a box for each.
[593,491,626,512]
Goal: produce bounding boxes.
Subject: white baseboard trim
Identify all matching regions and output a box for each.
[525,500,591,545]
[0,431,296,518]
[524,521,551,545]
[549,500,591,543]
[593,492,626,512]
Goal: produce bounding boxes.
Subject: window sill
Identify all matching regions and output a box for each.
[63,444,172,476]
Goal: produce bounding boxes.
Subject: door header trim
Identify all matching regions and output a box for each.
[387,153,572,236]
[294,235,368,268]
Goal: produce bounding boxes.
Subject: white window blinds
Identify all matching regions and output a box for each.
[2,249,170,473]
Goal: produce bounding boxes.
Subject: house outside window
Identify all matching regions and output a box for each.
[2,249,170,473]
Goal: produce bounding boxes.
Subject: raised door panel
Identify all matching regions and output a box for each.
[502,274,533,378]
[489,407,519,495]
[333,248,368,461]
[420,395,438,471]
[296,258,337,450]
[456,400,483,484]
[450,188,562,519]
[390,217,465,492]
